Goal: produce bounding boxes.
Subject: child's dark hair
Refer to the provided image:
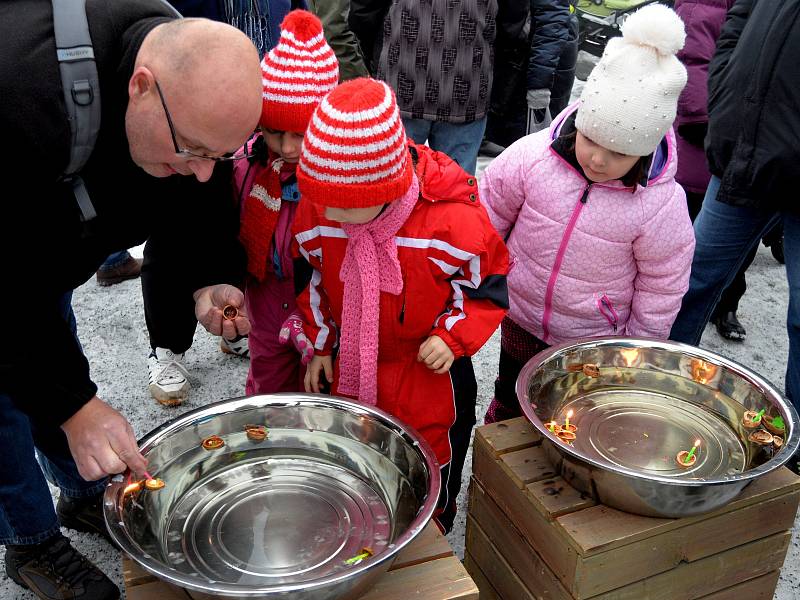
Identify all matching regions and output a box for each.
[561,129,649,190]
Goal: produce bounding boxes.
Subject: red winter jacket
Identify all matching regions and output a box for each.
[292,143,509,464]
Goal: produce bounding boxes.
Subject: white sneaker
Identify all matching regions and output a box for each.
[220,335,250,358]
[148,348,190,406]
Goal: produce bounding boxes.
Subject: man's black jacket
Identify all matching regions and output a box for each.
[706,0,800,210]
[0,0,246,425]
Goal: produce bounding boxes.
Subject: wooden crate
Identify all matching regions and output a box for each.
[124,521,478,600]
[465,418,800,600]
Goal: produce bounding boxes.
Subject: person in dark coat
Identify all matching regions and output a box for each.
[483,0,579,150]
[670,0,800,437]
[673,0,758,341]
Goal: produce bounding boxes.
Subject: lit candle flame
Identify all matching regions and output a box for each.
[546,421,557,433]
[123,481,142,495]
[565,410,574,429]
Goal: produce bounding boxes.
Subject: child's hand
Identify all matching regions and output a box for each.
[305,355,333,393]
[278,313,314,366]
[417,335,455,374]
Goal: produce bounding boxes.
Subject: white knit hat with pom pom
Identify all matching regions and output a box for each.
[575,3,688,156]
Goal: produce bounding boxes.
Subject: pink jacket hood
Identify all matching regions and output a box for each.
[480,103,695,343]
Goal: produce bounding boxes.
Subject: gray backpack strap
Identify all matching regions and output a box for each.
[52,0,100,221]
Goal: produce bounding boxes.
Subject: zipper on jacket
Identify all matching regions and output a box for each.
[542,183,591,341]
[597,294,619,333]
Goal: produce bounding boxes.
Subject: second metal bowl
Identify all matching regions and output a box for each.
[517,337,799,517]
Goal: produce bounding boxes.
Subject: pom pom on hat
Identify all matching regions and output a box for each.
[575,3,688,157]
[260,10,339,134]
[297,78,413,208]
[621,3,686,56]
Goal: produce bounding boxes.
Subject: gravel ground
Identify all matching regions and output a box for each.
[2,55,797,598]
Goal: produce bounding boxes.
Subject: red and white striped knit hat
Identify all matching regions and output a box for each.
[297,78,413,208]
[260,10,339,134]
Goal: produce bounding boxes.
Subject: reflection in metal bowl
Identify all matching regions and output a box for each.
[517,338,799,517]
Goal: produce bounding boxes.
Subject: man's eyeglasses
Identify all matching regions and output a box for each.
[154,79,257,162]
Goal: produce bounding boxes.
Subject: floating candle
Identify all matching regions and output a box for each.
[753,408,766,423]
[564,410,574,430]
[684,439,701,464]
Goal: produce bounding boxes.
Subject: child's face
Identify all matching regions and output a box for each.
[323,205,384,224]
[575,131,640,183]
[262,128,304,163]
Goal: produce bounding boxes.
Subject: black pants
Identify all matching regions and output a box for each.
[435,356,478,533]
[686,190,756,316]
[141,237,199,354]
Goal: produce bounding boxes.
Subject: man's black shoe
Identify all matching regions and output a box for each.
[479,139,505,158]
[5,533,119,600]
[712,311,746,341]
[56,494,112,543]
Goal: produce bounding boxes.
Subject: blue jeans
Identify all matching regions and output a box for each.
[0,292,106,545]
[670,176,799,405]
[402,116,487,176]
[99,249,132,270]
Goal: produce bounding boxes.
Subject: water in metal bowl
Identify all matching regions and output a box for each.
[104,394,440,599]
[517,338,799,517]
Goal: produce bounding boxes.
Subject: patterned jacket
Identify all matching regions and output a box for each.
[480,104,695,344]
[351,0,498,123]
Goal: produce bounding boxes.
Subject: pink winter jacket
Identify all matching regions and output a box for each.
[480,105,695,344]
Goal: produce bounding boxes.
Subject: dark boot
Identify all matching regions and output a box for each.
[56,493,112,544]
[5,533,119,600]
[713,311,747,341]
[95,256,142,286]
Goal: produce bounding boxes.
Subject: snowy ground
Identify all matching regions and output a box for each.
[2,54,798,599]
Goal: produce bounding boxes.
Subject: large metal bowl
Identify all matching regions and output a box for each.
[517,337,799,517]
[104,394,440,599]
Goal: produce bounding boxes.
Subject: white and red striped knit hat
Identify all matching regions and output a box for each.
[297,78,413,208]
[260,10,339,134]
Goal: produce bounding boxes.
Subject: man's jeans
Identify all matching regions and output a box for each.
[0,292,106,545]
[670,176,800,406]
[402,116,487,176]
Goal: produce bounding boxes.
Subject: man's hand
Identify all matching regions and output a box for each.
[194,284,251,340]
[61,397,148,481]
[304,355,333,393]
[417,335,455,374]
[279,313,314,365]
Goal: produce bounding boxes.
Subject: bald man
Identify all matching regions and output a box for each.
[0,2,261,598]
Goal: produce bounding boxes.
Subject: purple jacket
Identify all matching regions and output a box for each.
[674,0,734,194]
[480,103,695,344]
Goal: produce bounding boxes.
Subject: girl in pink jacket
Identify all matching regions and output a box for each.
[236,10,338,394]
[481,5,695,422]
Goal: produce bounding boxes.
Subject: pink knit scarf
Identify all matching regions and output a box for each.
[337,174,420,404]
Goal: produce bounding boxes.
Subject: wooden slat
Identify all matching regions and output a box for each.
[463,554,502,600]
[591,531,790,600]
[697,571,781,600]
[391,522,453,570]
[467,481,572,600]
[497,445,557,489]
[570,490,799,597]
[560,469,800,555]
[527,476,596,518]
[477,418,540,456]
[126,579,189,600]
[472,439,581,583]
[361,556,478,600]
[123,557,158,588]
[465,520,537,600]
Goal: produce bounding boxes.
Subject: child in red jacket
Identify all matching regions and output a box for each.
[237,10,338,394]
[293,78,510,531]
